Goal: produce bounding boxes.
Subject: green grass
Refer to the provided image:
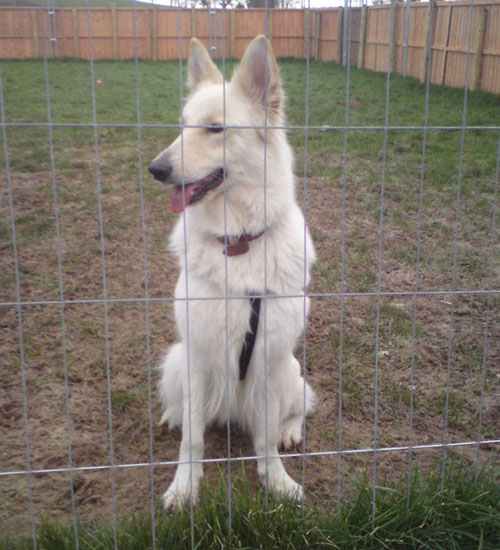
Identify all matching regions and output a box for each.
[2,464,499,550]
[111,388,141,413]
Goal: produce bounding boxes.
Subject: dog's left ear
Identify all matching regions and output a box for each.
[232,36,283,123]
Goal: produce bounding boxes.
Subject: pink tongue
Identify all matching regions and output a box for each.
[170,184,194,213]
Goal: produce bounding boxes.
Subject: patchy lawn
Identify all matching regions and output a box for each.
[1,58,499,531]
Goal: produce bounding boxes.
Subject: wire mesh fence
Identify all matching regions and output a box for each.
[0,0,499,547]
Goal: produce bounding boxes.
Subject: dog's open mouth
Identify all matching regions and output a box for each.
[170,168,225,213]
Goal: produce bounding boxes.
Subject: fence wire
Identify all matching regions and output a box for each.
[1,1,499,548]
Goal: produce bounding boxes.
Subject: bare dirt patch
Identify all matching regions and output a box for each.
[1,147,499,532]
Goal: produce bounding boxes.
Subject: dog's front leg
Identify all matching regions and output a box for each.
[163,370,206,510]
[250,399,304,501]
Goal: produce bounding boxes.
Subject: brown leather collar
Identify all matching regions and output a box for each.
[216,230,265,256]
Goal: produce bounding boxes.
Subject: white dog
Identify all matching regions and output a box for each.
[149,35,316,509]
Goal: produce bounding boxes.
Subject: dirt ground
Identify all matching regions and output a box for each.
[1,143,499,533]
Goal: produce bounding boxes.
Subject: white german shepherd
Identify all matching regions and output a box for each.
[149,36,316,509]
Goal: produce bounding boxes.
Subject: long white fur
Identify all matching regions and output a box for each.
[155,36,317,509]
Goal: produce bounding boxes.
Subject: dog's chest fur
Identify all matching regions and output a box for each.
[170,204,312,297]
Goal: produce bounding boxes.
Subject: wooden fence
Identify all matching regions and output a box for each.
[0,3,499,94]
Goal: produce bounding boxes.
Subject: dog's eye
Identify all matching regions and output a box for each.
[208,124,224,134]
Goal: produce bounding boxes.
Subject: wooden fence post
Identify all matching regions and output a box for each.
[112,4,118,60]
[32,10,39,58]
[471,8,487,91]
[441,3,453,85]
[402,0,411,76]
[390,0,397,72]
[268,9,272,46]
[337,7,343,64]
[230,9,236,58]
[358,5,367,69]
[304,9,308,58]
[420,0,434,83]
[72,8,79,57]
[191,6,196,37]
[314,11,321,61]
[152,7,157,61]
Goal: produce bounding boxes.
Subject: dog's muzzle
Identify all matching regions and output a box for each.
[149,154,225,213]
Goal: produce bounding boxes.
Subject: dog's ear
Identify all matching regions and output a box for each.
[188,38,223,92]
[232,35,283,123]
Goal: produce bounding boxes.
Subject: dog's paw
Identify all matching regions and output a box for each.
[162,475,199,511]
[280,417,303,450]
[268,473,304,501]
[163,487,196,511]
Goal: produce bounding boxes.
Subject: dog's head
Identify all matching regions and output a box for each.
[149,35,284,214]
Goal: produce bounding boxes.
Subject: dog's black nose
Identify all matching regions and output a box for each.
[148,161,172,183]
